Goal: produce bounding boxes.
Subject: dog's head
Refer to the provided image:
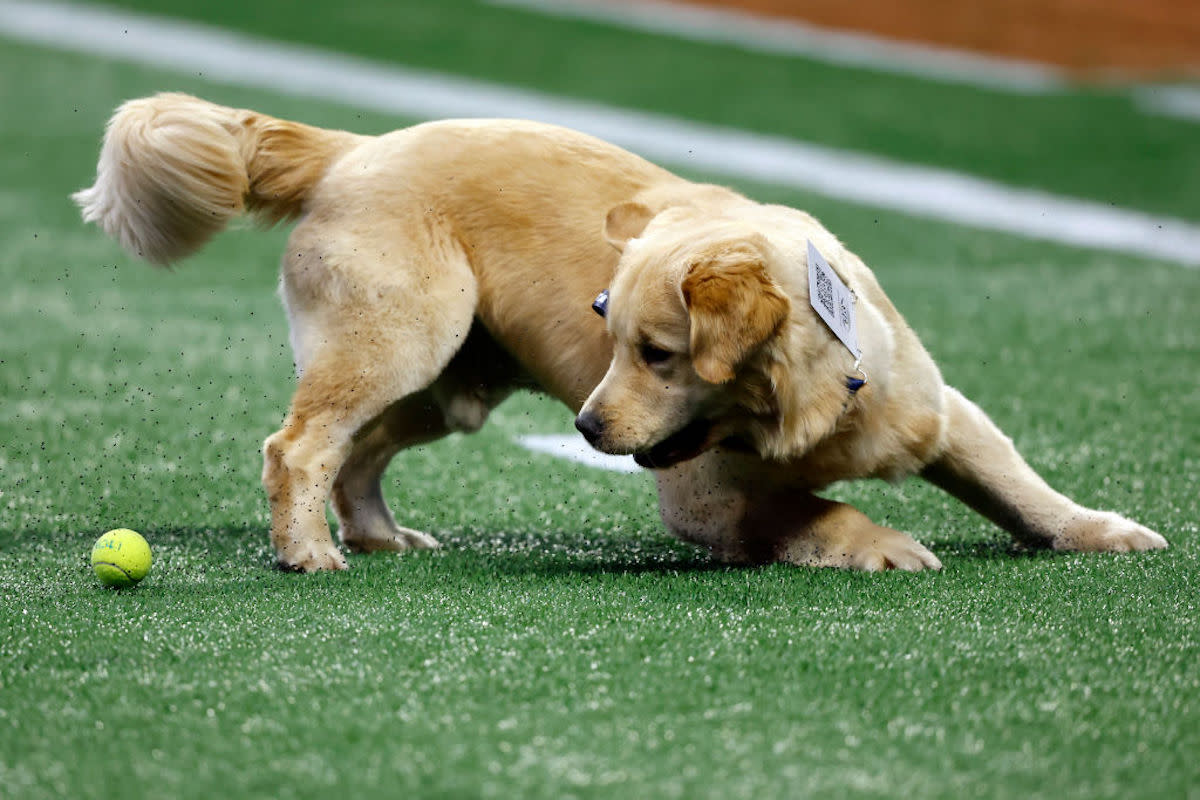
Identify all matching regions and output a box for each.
[576,201,794,469]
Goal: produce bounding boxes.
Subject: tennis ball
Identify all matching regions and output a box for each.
[91,528,152,588]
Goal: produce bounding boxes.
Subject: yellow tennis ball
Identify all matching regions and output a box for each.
[91,528,152,588]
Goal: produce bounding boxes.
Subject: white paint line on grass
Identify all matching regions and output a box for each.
[518,435,641,473]
[2,0,1198,270]
[485,0,1065,94]
[1134,86,1200,123]
[486,0,1200,126]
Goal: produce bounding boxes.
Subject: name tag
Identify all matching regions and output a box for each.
[807,240,860,359]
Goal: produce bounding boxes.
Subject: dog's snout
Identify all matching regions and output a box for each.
[574,411,605,446]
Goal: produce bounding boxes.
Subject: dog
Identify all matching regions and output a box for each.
[74,93,1167,572]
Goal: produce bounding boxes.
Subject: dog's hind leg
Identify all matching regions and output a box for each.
[921,387,1167,553]
[330,323,520,555]
[330,390,448,555]
[263,227,478,572]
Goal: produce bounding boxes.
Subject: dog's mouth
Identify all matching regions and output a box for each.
[633,418,715,470]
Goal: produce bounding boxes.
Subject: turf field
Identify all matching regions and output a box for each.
[1,3,1198,798]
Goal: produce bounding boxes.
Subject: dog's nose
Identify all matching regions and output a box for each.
[574,412,605,446]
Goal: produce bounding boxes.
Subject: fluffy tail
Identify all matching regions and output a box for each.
[72,93,359,266]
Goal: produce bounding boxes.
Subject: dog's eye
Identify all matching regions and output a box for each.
[640,344,673,365]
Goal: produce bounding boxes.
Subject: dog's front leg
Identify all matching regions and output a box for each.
[760,496,943,571]
[922,387,1167,553]
[654,450,941,571]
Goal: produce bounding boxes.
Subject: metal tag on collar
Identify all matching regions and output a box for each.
[846,359,868,394]
[592,289,609,318]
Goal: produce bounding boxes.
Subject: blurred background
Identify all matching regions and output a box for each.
[22,0,1190,222]
[687,0,1200,75]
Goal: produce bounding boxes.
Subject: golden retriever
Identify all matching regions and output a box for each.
[74,93,1167,572]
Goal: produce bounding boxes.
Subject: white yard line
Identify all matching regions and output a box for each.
[518,435,641,473]
[3,0,1197,267]
[486,0,1200,125]
[1134,86,1200,122]
[485,0,1065,94]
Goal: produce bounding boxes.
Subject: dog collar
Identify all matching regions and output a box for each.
[592,289,609,318]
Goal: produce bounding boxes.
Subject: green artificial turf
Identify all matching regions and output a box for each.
[1,22,1198,800]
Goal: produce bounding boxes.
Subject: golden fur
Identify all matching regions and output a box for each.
[75,93,1167,572]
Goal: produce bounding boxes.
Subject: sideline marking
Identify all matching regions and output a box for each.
[486,0,1064,94]
[1135,86,1200,123]
[487,0,1200,126]
[3,1,1197,266]
[518,435,641,474]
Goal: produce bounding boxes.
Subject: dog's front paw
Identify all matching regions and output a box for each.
[781,526,943,572]
[276,540,349,572]
[342,524,440,554]
[1054,510,1168,553]
[845,531,943,572]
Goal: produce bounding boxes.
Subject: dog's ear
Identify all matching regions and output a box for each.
[682,248,790,384]
[604,201,655,252]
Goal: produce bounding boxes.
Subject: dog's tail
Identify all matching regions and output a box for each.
[72,93,360,266]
